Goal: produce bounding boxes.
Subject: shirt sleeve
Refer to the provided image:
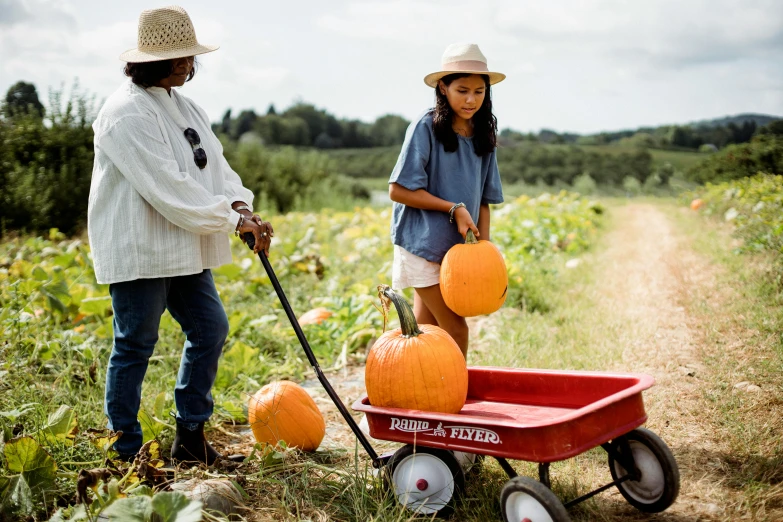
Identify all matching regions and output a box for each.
[388,118,431,191]
[481,149,504,205]
[99,113,242,235]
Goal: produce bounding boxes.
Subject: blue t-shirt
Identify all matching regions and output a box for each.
[389,111,504,263]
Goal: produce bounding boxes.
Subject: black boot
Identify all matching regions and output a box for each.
[171,422,221,466]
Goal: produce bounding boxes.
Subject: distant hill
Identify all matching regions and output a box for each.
[688,113,781,129]
[509,113,783,151]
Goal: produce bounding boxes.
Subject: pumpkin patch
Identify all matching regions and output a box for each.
[440,230,508,317]
[365,286,468,414]
[248,380,325,451]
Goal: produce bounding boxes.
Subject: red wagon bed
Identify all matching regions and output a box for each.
[353,366,655,462]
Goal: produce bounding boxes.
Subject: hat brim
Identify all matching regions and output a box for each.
[119,43,219,63]
[424,70,506,88]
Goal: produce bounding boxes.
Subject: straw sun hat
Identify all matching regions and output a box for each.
[119,5,218,63]
[423,43,505,88]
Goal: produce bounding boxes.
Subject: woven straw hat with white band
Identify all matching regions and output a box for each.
[424,43,505,88]
[119,5,218,63]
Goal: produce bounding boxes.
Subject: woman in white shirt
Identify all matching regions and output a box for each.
[87,6,270,465]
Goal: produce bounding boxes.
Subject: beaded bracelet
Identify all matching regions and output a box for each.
[448,202,466,223]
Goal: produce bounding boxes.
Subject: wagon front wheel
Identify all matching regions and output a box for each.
[500,476,571,522]
[608,428,680,513]
[386,445,465,518]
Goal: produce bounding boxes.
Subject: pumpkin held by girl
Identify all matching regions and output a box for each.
[440,229,508,317]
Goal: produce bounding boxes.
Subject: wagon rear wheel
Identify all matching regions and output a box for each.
[608,428,680,513]
[500,476,570,522]
[385,445,465,518]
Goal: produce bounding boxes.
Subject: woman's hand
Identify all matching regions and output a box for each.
[238,215,274,256]
[454,206,479,239]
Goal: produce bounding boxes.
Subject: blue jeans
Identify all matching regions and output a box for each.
[105,270,229,456]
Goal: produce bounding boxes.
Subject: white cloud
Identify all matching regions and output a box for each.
[0,0,781,133]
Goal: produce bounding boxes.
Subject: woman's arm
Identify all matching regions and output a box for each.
[478,204,490,241]
[389,183,480,238]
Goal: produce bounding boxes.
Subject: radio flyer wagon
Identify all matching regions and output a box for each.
[245,236,680,521]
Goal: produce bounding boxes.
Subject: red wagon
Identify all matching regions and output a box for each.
[246,236,680,521]
[354,367,679,519]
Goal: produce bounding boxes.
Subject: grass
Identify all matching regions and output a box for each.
[4,196,782,520]
[666,205,783,517]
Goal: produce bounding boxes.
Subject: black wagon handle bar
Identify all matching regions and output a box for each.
[243,233,379,465]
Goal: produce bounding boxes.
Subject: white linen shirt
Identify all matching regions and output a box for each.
[88,79,253,284]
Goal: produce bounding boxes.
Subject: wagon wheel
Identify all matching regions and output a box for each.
[385,445,465,518]
[608,428,680,513]
[500,476,571,522]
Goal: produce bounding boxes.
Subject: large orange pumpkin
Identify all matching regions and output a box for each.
[365,286,468,414]
[298,307,332,326]
[440,230,508,317]
[248,381,325,451]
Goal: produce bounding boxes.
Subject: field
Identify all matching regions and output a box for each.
[2,190,782,521]
[579,145,706,172]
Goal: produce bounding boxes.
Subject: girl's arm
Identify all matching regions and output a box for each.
[389,183,480,238]
[478,203,490,241]
[389,183,453,213]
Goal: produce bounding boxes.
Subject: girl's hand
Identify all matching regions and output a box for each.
[454,206,479,239]
[239,216,274,255]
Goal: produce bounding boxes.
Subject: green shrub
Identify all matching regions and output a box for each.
[622,176,642,195]
[686,134,783,184]
[572,172,597,195]
[221,141,369,213]
[0,86,96,234]
[690,173,783,263]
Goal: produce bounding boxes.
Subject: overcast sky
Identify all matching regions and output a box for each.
[1,0,781,134]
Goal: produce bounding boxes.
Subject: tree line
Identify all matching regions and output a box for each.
[2,79,778,235]
[215,104,410,149]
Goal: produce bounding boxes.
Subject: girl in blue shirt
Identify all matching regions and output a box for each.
[389,43,505,358]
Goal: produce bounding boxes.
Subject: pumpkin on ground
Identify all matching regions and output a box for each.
[298,307,332,326]
[690,199,704,211]
[440,230,508,317]
[248,381,325,451]
[365,285,468,414]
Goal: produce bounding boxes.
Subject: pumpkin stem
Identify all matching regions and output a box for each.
[466,229,478,244]
[377,285,422,338]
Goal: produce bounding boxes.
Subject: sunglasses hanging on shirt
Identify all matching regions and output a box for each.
[184,127,208,169]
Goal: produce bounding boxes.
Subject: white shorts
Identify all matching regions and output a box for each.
[392,245,441,290]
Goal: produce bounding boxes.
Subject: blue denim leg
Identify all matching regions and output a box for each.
[166,270,229,430]
[106,278,169,456]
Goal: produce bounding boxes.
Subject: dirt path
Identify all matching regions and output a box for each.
[591,203,771,521]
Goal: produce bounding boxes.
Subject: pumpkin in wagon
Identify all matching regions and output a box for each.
[365,285,468,414]
[440,230,508,317]
[248,380,325,451]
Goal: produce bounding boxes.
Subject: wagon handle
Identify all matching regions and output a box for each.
[243,233,380,465]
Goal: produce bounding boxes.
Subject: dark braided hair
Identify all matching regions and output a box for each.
[123,58,198,88]
[431,73,497,156]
